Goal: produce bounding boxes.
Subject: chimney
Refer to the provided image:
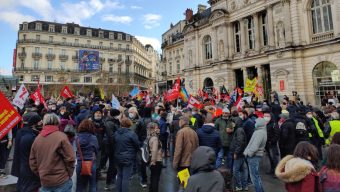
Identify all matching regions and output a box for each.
[185,8,193,21]
[198,4,207,13]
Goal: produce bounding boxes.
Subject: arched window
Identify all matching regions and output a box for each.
[247,17,255,49]
[311,0,333,34]
[203,35,212,60]
[234,21,241,53]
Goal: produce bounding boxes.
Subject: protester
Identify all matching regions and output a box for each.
[76,120,99,192]
[29,113,75,191]
[173,116,199,172]
[147,122,163,192]
[275,141,321,192]
[184,146,225,192]
[319,144,340,191]
[0,130,12,179]
[12,113,42,192]
[306,109,325,159]
[159,111,169,157]
[243,118,267,192]
[324,111,340,145]
[278,111,297,158]
[114,117,140,192]
[322,132,340,166]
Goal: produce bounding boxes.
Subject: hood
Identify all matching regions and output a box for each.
[191,146,216,174]
[116,127,130,135]
[40,125,59,137]
[201,124,215,134]
[255,118,267,131]
[78,132,94,146]
[275,155,314,183]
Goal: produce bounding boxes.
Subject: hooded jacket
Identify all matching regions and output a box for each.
[186,146,225,192]
[114,127,140,166]
[214,117,234,148]
[197,124,221,154]
[275,155,321,192]
[76,132,99,161]
[243,118,267,157]
[279,118,297,157]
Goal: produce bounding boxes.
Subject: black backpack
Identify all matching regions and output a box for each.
[295,119,309,142]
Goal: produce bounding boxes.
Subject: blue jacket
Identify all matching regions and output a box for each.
[76,109,90,125]
[159,117,167,135]
[114,127,140,166]
[76,132,99,161]
[197,124,221,153]
[11,126,40,191]
[242,117,255,143]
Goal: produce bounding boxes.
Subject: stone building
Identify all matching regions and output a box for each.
[161,0,340,104]
[13,21,155,96]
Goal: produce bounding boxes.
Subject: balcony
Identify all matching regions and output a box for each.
[100,57,105,63]
[32,53,42,59]
[72,55,78,61]
[59,55,69,61]
[311,32,334,43]
[108,58,115,63]
[45,53,56,60]
[161,71,167,76]
[125,59,132,65]
[18,52,26,59]
[161,41,168,49]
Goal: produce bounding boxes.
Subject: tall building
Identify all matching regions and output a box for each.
[13,21,155,96]
[161,0,340,105]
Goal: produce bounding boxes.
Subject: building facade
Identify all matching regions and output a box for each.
[161,0,340,105]
[13,21,155,96]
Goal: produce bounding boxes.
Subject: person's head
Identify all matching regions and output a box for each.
[293,141,319,162]
[78,119,95,134]
[143,107,152,118]
[182,108,192,119]
[28,113,43,130]
[42,113,60,126]
[59,106,67,115]
[306,110,313,119]
[263,112,271,124]
[192,107,198,115]
[128,106,139,119]
[326,144,340,172]
[147,122,159,135]
[331,132,340,145]
[120,117,132,128]
[179,116,190,128]
[239,110,248,120]
[222,108,230,119]
[330,112,339,120]
[204,113,213,124]
[110,108,121,119]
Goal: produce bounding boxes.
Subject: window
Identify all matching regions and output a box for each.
[49,25,54,32]
[126,65,129,73]
[36,35,40,41]
[311,0,333,34]
[23,34,26,40]
[71,77,80,82]
[36,23,42,30]
[74,28,80,35]
[109,33,114,39]
[126,45,130,50]
[261,12,268,46]
[118,34,122,40]
[118,65,122,74]
[45,75,53,82]
[84,77,92,83]
[31,75,39,81]
[177,62,180,73]
[109,78,114,83]
[203,35,212,60]
[87,29,92,36]
[118,44,122,50]
[47,61,53,69]
[109,64,113,72]
[169,62,172,74]
[118,54,122,61]
[126,35,130,41]
[247,17,255,49]
[33,60,39,69]
[99,31,104,38]
[35,47,40,53]
[61,49,66,56]
[49,36,53,43]
[60,62,65,70]
[19,75,24,81]
[48,48,53,54]
[62,26,67,34]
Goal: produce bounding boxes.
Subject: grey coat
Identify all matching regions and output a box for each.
[243,118,267,157]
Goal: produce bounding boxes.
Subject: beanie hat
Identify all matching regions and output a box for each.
[92,105,101,113]
[28,113,42,126]
[110,108,120,117]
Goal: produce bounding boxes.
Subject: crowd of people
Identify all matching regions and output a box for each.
[0,92,340,192]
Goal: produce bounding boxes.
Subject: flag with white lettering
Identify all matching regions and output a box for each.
[13,84,29,109]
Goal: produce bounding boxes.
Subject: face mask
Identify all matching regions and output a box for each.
[264,117,271,123]
[306,114,313,119]
[94,115,102,120]
[60,111,65,115]
[51,106,56,110]
[239,115,244,120]
[129,113,136,119]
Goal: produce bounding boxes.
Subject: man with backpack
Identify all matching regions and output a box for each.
[278,111,296,158]
[292,107,310,143]
[135,107,153,188]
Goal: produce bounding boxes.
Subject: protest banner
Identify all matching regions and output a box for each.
[0,91,22,140]
[13,84,29,109]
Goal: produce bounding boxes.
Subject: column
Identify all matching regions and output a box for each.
[267,5,275,47]
[256,65,263,87]
[253,13,261,51]
[212,26,218,61]
[241,19,248,53]
[242,67,248,85]
[222,23,228,59]
[227,23,234,59]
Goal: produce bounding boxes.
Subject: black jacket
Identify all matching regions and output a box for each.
[279,119,296,156]
[135,117,152,146]
[242,117,255,144]
[193,113,204,130]
[114,127,140,166]
[103,116,120,147]
[12,126,41,192]
[230,127,247,157]
[266,114,280,146]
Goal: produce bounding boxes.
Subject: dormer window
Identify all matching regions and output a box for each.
[49,25,55,32]
[99,31,104,38]
[36,23,42,30]
[118,33,122,40]
[74,27,80,35]
[62,26,67,34]
[87,29,92,36]
[109,33,114,39]
[126,35,130,41]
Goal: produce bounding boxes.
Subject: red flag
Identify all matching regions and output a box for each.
[30,84,48,109]
[166,89,179,102]
[187,95,204,109]
[60,86,74,98]
[214,107,223,118]
[233,96,243,111]
[173,77,181,92]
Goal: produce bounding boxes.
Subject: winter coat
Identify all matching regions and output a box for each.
[266,113,280,146]
[149,134,163,164]
[59,118,76,132]
[103,116,119,147]
[75,109,90,125]
[29,125,75,187]
[76,132,99,161]
[197,124,221,154]
[193,113,204,130]
[279,119,297,157]
[230,127,247,157]
[271,103,282,122]
[275,155,321,192]
[173,126,199,170]
[319,166,340,192]
[243,118,267,157]
[292,113,310,142]
[186,146,225,192]
[12,126,40,192]
[135,117,152,146]
[114,127,140,166]
[242,117,255,143]
[159,117,167,135]
[214,117,234,148]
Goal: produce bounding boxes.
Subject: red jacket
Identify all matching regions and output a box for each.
[285,172,321,192]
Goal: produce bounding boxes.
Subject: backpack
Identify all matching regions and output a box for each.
[141,136,161,164]
[295,120,308,142]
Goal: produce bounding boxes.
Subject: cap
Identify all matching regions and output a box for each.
[222,108,230,113]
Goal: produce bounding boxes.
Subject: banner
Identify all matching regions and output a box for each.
[0,91,22,140]
[187,96,203,109]
[129,87,139,97]
[111,94,120,109]
[79,50,100,71]
[179,87,189,102]
[60,86,74,98]
[13,84,29,109]
[165,89,179,102]
[244,78,258,93]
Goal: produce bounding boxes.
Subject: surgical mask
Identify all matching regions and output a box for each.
[306,114,313,119]
[129,113,136,119]
[94,115,102,120]
[51,106,56,110]
[264,117,271,123]
[60,111,65,115]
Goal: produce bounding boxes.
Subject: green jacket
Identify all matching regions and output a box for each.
[214,117,235,148]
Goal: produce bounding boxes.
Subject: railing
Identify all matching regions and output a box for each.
[45,53,55,60]
[59,55,69,61]
[72,56,78,61]
[32,53,42,59]
[125,60,132,65]
[311,32,334,43]
[18,52,26,58]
